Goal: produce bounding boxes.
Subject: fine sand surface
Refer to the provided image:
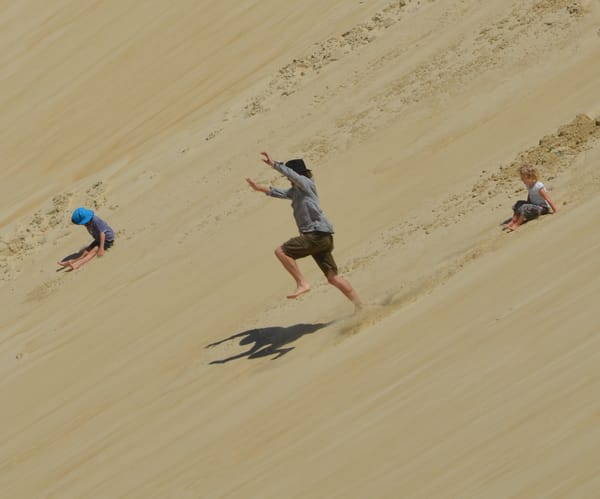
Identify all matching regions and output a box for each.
[1,1,600,497]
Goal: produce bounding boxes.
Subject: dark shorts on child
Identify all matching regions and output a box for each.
[88,238,115,251]
[282,231,338,275]
[513,200,549,221]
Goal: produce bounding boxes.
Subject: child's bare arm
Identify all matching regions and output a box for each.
[540,188,558,214]
[98,231,106,256]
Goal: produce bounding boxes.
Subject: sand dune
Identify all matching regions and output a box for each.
[1,0,600,497]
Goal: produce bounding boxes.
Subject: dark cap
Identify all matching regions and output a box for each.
[285,159,311,176]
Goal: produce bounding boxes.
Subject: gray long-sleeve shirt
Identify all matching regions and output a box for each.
[268,161,334,234]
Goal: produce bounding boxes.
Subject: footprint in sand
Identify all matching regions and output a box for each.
[25,276,65,302]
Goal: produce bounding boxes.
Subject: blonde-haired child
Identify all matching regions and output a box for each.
[505,165,558,232]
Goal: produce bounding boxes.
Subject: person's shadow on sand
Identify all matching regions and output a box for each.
[206,322,332,364]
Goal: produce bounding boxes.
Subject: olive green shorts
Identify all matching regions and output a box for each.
[282,232,338,275]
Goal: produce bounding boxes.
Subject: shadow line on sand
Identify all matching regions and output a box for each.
[206,322,333,364]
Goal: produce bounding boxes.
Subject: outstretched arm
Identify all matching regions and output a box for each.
[246,177,271,194]
[261,151,311,193]
[245,151,275,193]
[252,152,293,199]
[260,151,275,167]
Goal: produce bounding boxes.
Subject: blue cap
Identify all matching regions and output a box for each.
[71,207,94,225]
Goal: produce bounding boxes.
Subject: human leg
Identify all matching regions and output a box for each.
[506,201,526,230]
[507,203,544,231]
[68,246,99,269]
[326,271,362,308]
[58,247,90,267]
[274,246,311,298]
[506,213,526,231]
[309,235,362,308]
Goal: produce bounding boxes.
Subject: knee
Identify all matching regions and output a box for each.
[275,246,289,260]
[326,271,338,285]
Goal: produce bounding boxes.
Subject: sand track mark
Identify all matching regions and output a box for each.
[423,114,600,233]
[0,193,73,281]
[293,0,587,160]
[0,179,115,283]
[240,0,415,119]
[243,116,600,330]
[344,113,600,273]
[337,114,600,334]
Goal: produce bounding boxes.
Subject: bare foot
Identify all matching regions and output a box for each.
[287,283,310,299]
[505,224,518,232]
[57,260,71,267]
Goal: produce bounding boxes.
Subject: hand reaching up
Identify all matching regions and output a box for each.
[260,151,274,167]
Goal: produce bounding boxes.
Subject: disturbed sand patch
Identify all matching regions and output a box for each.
[0,180,111,282]
[294,0,587,160]
[336,114,600,334]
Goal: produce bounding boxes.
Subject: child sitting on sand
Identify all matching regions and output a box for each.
[505,165,558,232]
[58,207,115,270]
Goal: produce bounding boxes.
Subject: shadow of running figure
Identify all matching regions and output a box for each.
[206,322,332,364]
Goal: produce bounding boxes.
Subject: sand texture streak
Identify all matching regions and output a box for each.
[1,1,600,497]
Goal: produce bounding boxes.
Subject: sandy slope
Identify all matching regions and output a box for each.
[1,0,599,497]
